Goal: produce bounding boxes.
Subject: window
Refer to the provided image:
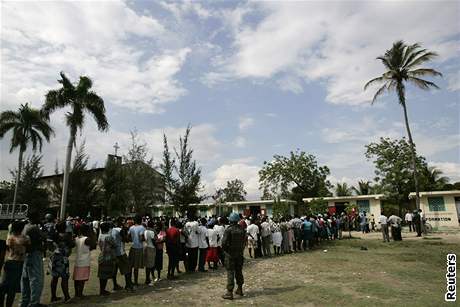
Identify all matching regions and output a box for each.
[428,197,446,212]
[357,199,370,213]
[238,205,246,213]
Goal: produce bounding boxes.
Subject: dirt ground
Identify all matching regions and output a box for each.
[34,229,459,307]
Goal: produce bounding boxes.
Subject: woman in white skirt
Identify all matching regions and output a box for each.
[271,221,282,256]
[144,220,156,286]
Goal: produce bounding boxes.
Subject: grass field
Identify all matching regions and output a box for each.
[2,229,459,306]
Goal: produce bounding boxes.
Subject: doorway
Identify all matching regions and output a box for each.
[250,206,261,217]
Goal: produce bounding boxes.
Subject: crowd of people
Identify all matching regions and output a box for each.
[0,208,423,306]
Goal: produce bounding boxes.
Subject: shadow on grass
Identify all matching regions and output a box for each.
[242,285,303,299]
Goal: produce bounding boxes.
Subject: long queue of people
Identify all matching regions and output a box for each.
[0,209,414,307]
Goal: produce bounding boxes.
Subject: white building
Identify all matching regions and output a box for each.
[409,190,460,228]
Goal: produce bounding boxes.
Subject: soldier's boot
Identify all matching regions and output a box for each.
[222,291,233,300]
[235,286,244,296]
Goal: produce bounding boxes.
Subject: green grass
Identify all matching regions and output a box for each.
[1,230,459,306]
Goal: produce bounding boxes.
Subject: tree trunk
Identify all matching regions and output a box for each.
[60,132,75,220]
[401,101,423,233]
[12,149,24,220]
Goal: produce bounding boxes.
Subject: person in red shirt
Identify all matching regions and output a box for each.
[165,219,180,279]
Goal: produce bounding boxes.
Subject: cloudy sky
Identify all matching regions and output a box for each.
[1,0,459,199]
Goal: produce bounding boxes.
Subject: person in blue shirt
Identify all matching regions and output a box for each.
[301,217,313,251]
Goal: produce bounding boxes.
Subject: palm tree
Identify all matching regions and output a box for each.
[0,103,53,218]
[352,180,371,195]
[423,166,449,191]
[364,40,442,211]
[335,182,352,197]
[42,72,108,219]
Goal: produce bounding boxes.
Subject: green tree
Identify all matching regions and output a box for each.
[308,198,328,215]
[353,180,371,195]
[221,179,247,202]
[0,103,53,218]
[420,166,449,191]
[102,155,127,216]
[52,143,102,217]
[335,182,352,196]
[161,126,205,216]
[259,150,332,201]
[364,40,442,210]
[124,131,161,214]
[365,137,428,214]
[272,197,290,219]
[10,154,50,215]
[42,72,108,219]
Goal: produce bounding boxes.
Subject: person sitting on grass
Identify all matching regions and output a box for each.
[0,220,29,307]
[98,221,117,296]
[50,221,75,303]
[73,223,96,299]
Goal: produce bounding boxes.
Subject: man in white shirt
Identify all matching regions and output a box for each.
[260,217,272,257]
[198,218,208,272]
[378,212,390,242]
[213,218,225,265]
[388,214,403,241]
[246,219,259,258]
[185,216,199,272]
[404,210,413,232]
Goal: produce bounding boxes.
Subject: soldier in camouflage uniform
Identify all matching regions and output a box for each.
[221,213,246,300]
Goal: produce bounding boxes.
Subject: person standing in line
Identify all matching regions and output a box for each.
[260,217,272,257]
[246,219,259,258]
[198,218,208,272]
[213,218,225,266]
[271,220,282,255]
[301,217,313,251]
[205,222,219,270]
[153,222,166,281]
[165,219,180,279]
[221,213,246,300]
[50,221,75,303]
[97,222,117,296]
[111,217,133,292]
[143,220,156,286]
[1,221,29,307]
[20,214,46,307]
[404,210,413,232]
[73,223,96,298]
[378,212,390,243]
[184,216,199,273]
[128,215,145,286]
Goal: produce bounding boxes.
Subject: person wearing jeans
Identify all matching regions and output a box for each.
[21,215,45,307]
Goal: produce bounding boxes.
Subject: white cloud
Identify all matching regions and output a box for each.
[238,116,254,130]
[429,162,460,182]
[0,121,221,179]
[208,162,260,200]
[447,71,460,91]
[210,1,459,105]
[1,1,190,113]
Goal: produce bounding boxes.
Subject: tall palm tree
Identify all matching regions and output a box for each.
[0,103,53,218]
[424,166,449,191]
[364,40,442,211]
[352,180,371,195]
[335,182,352,197]
[42,72,108,219]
